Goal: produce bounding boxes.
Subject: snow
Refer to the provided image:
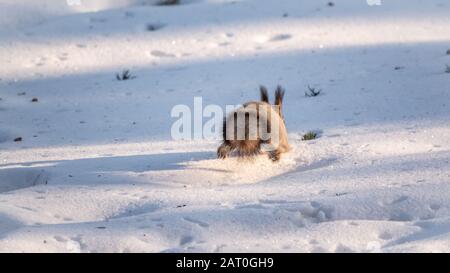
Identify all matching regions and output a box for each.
[0,0,450,252]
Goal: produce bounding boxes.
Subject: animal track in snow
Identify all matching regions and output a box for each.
[391,195,409,205]
[335,244,354,253]
[246,199,333,225]
[378,232,393,240]
[54,235,68,243]
[429,204,441,211]
[110,202,161,219]
[179,235,194,246]
[183,217,209,228]
[388,211,414,222]
[253,33,292,44]
[150,50,176,58]
[0,169,49,193]
[270,34,292,42]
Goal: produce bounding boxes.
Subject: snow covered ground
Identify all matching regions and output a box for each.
[0,0,450,252]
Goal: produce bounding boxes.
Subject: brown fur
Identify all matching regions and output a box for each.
[218,86,290,161]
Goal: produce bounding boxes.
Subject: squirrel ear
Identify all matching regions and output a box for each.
[274,86,285,115]
[260,86,269,103]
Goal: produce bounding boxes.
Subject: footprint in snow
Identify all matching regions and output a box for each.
[179,235,195,246]
[253,34,292,44]
[0,169,48,193]
[183,217,209,228]
[270,34,292,42]
[218,42,231,47]
[378,232,393,240]
[429,204,441,211]
[388,211,414,222]
[58,53,69,61]
[146,23,165,32]
[151,50,176,58]
[335,244,354,253]
[54,236,68,243]
[390,195,409,205]
[89,17,107,23]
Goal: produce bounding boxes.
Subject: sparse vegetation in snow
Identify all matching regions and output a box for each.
[305,85,322,97]
[302,131,317,141]
[116,70,136,81]
[157,0,179,5]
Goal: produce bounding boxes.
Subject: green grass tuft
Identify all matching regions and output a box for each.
[302,131,317,141]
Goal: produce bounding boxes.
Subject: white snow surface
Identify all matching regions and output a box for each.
[0,0,450,252]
